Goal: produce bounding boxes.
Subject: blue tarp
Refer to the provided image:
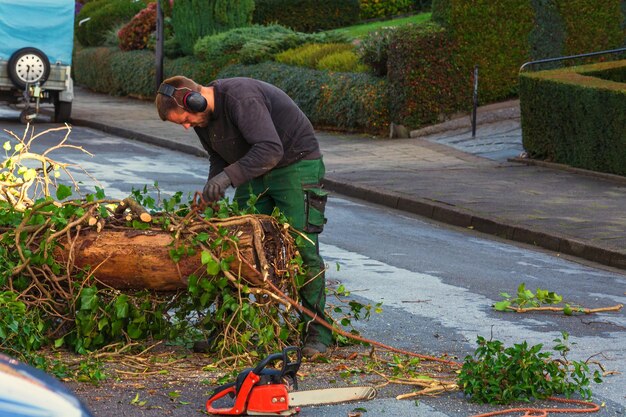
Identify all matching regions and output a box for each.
[0,0,75,65]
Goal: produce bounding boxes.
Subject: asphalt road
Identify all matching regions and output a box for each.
[0,112,624,417]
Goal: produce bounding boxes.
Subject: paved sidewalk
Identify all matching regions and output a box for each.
[67,87,626,270]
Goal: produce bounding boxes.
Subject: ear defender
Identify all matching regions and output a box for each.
[158,83,207,113]
[182,90,207,113]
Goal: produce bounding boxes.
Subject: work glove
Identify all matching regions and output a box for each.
[202,171,231,202]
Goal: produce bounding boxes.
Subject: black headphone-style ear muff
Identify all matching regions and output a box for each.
[158,83,207,113]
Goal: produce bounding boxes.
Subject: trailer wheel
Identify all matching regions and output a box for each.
[8,48,50,89]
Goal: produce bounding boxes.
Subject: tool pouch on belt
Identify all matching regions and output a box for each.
[303,185,328,234]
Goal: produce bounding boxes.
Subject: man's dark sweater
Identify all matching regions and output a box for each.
[194,77,322,187]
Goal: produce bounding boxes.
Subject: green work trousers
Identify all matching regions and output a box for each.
[234,158,332,346]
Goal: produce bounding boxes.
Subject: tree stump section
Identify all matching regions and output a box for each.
[53,215,295,292]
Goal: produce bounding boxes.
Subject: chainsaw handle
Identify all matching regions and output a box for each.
[252,346,301,376]
[206,384,237,414]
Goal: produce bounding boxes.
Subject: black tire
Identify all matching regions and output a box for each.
[19,108,36,125]
[8,47,50,89]
[54,98,72,123]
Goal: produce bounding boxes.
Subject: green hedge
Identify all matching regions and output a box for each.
[73,47,227,97]
[386,23,469,128]
[555,0,623,56]
[253,0,360,33]
[430,0,626,104]
[218,62,389,134]
[520,60,626,175]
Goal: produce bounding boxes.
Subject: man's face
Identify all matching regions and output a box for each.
[167,108,209,129]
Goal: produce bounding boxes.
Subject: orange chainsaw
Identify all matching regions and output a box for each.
[206,347,377,416]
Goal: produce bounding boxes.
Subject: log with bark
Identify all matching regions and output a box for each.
[53,213,297,294]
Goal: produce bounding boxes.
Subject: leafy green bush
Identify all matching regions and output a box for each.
[359,0,413,19]
[75,0,147,47]
[460,334,602,404]
[317,51,368,72]
[0,291,48,355]
[253,0,360,33]
[275,43,354,69]
[358,28,396,76]
[171,0,254,55]
[218,62,389,134]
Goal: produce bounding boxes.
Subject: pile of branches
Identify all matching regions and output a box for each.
[0,126,302,362]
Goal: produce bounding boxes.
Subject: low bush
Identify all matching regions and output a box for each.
[275,43,354,69]
[317,51,368,73]
[194,25,349,65]
[194,25,295,61]
[218,62,389,134]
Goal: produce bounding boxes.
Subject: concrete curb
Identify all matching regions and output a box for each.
[509,157,626,185]
[322,178,626,269]
[71,117,209,158]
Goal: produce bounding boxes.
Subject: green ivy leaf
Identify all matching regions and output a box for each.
[56,184,72,200]
[79,287,98,311]
[494,301,511,311]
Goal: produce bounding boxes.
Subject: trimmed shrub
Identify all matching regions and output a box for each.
[443,0,535,103]
[387,23,469,128]
[172,0,254,55]
[76,0,146,47]
[109,50,156,98]
[317,51,368,73]
[118,2,157,51]
[275,43,354,69]
[218,62,389,134]
[253,0,360,33]
[520,60,626,175]
[73,47,235,96]
[359,0,413,19]
[73,47,121,93]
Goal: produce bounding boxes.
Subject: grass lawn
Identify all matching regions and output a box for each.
[326,12,431,40]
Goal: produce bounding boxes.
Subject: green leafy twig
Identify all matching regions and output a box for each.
[494,283,623,315]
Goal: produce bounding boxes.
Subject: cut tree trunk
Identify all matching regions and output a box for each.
[53,215,295,292]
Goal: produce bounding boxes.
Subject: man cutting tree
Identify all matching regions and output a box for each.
[155,75,331,358]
